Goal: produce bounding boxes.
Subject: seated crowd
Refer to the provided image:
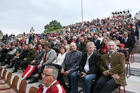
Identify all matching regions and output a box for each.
[0,14,139,93]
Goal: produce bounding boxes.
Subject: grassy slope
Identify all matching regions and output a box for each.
[44,27,65,34]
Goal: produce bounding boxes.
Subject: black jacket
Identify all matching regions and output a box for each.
[78,53,100,75]
[121,37,134,52]
[19,49,29,60]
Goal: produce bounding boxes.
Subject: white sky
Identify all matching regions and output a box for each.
[0,0,140,35]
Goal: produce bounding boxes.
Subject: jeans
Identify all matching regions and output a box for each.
[70,71,96,93]
[94,75,119,93]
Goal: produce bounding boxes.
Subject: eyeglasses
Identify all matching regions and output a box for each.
[41,73,53,77]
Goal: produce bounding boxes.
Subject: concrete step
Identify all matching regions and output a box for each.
[130,62,140,69]
[129,53,140,63]
[125,76,140,93]
[135,45,140,53]
[113,75,140,93]
[127,59,140,76]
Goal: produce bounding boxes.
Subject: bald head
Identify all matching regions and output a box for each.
[70,42,77,51]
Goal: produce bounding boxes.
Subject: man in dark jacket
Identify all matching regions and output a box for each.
[61,42,82,92]
[93,35,100,50]
[77,37,87,53]
[28,43,57,83]
[24,44,45,80]
[121,32,134,52]
[13,44,36,72]
[70,42,100,93]
[30,44,45,66]
[7,45,29,68]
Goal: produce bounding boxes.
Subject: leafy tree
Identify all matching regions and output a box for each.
[44,20,62,33]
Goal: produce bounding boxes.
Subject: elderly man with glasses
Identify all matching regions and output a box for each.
[37,65,65,93]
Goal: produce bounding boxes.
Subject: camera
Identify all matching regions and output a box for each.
[64,68,68,72]
[76,66,83,77]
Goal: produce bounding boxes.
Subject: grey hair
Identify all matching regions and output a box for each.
[29,44,34,48]
[107,41,117,50]
[44,65,58,78]
[86,41,95,48]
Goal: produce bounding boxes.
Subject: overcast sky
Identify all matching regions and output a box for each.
[0,0,140,35]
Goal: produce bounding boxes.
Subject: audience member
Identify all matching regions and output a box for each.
[121,32,134,52]
[98,37,109,55]
[77,37,87,53]
[13,44,36,72]
[94,41,126,93]
[118,43,127,58]
[29,43,57,83]
[71,42,100,93]
[61,42,82,92]
[37,65,65,93]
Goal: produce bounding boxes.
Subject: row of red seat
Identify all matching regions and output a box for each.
[0,66,38,93]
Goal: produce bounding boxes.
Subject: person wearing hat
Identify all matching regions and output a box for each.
[29,43,57,84]
[118,43,127,58]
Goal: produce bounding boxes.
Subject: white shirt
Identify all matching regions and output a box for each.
[84,54,92,72]
[98,37,104,44]
[124,37,128,43]
[8,48,16,55]
[26,38,29,44]
[107,51,116,70]
[53,53,66,66]
[42,80,57,93]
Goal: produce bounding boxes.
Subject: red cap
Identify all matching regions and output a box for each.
[120,43,125,47]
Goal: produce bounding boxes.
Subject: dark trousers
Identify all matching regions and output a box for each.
[0,54,7,63]
[30,62,40,75]
[94,75,119,93]
[11,58,19,66]
[5,54,14,65]
[14,59,30,70]
[20,60,30,69]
